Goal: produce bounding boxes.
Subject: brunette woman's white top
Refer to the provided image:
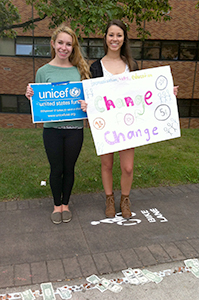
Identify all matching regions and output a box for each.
[100,60,129,78]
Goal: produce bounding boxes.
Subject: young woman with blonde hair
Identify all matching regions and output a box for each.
[26,24,90,224]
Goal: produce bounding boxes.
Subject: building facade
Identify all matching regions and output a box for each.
[0,0,199,128]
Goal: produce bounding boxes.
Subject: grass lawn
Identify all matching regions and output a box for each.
[0,127,199,201]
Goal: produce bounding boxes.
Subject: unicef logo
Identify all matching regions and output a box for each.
[70,87,81,97]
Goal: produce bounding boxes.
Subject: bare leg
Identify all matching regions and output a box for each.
[101,153,115,217]
[100,152,114,194]
[119,148,134,194]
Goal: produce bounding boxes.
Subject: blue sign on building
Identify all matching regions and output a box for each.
[30,82,87,123]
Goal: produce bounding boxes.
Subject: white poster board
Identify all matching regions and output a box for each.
[82,66,181,156]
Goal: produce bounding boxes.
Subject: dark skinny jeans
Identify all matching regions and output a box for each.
[43,128,83,206]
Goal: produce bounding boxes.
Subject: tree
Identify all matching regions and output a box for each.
[0,0,21,37]
[0,0,171,38]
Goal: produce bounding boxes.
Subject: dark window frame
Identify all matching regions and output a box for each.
[177,99,199,118]
[0,94,31,114]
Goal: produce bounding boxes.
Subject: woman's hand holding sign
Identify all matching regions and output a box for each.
[79,100,88,112]
[25,85,34,100]
[173,86,179,96]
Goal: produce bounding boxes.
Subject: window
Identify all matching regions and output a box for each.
[180,42,197,60]
[177,99,199,118]
[34,37,51,56]
[143,41,160,60]
[141,40,199,61]
[16,37,33,55]
[0,95,31,114]
[130,40,142,60]
[80,39,104,59]
[177,99,191,117]
[190,100,199,117]
[1,95,18,113]
[83,39,198,62]
[161,41,179,60]
[1,36,199,62]
[18,96,31,113]
[0,38,15,55]
[16,37,50,57]
[79,39,89,58]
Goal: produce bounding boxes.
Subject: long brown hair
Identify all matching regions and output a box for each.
[51,24,90,80]
[104,20,137,71]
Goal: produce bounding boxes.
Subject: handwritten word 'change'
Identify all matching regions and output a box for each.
[104,127,158,145]
[94,91,152,112]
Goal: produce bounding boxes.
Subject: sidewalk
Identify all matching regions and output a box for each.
[1,260,199,300]
[0,184,199,297]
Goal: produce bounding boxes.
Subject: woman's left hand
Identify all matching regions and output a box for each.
[79,100,88,112]
[173,86,179,96]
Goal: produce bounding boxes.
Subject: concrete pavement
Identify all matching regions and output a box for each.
[0,184,199,298]
[1,261,199,300]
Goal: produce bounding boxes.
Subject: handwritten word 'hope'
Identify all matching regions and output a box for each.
[94,91,152,112]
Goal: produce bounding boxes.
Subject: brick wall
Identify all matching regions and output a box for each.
[0,113,43,128]
[144,0,199,41]
[180,118,199,129]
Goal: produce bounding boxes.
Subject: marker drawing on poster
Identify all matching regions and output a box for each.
[82,66,181,156]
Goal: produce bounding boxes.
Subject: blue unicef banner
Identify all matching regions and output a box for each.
[30,82,87,123]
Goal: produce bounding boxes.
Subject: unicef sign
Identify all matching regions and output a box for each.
[30,82,87,123]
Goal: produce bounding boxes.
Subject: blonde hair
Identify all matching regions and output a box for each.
[51,24,90,80]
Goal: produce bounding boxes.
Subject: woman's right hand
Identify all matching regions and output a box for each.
[25,84,34,100]
[79,100,88,112]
